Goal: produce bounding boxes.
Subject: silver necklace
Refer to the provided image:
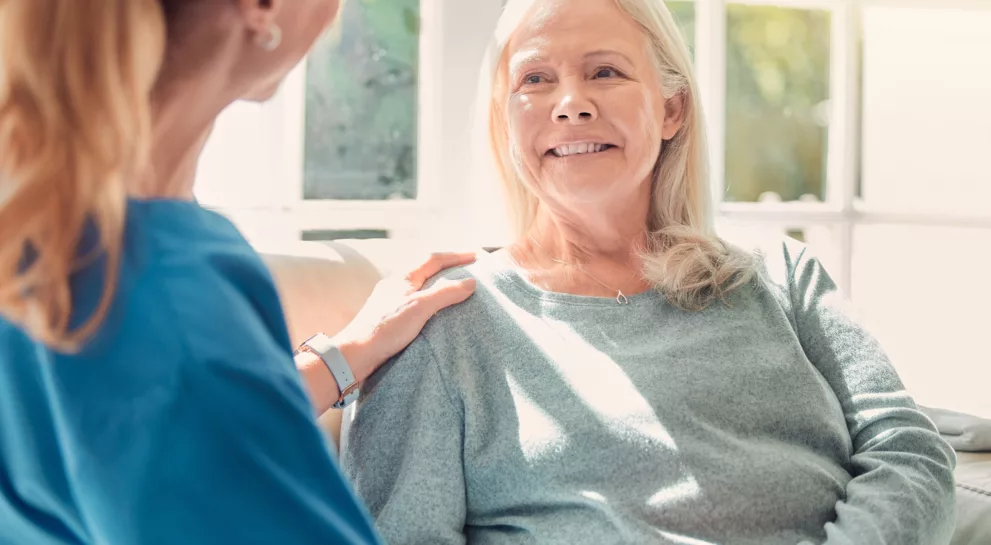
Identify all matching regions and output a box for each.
[527,235,639,305]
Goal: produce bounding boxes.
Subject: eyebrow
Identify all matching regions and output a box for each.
[510,48,635,74]
[583,49,635,65]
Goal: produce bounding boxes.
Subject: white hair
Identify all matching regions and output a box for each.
[469,0,758,310]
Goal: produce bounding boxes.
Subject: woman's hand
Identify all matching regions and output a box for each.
[298,252,477,415]
[334,252,478,383]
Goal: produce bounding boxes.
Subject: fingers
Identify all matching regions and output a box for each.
[410,277,477,319]
[404,252,477,289]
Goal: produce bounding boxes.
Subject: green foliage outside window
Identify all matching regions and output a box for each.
[668,2,831,202]
[304,0,419,200]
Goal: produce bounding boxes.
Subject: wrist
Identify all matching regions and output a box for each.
[295,350,340,414]
[296,334,361,409]
[335,337,375,383]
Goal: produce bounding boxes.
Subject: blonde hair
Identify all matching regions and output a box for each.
[479,0,757,311]
[0,0,167,351]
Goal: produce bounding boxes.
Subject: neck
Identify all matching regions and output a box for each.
[529,180,652,266]
[508,180,653,298]
[129,58,236,200]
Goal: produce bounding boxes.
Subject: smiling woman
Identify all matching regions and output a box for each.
[486,0,757,313]
[339,1,956,544]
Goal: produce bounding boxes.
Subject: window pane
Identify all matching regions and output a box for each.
[725,6,831,203]
[303,0,419,200]
[666,1,695,54]
[852,225,991,418]
[861,6,991,213]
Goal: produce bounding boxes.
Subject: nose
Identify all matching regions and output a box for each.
[551,82,597,125]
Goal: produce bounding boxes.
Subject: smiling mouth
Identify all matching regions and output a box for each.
[547,143,617,158]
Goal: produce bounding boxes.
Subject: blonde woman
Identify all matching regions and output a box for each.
[0,1,477,544]
[340,0,957,543]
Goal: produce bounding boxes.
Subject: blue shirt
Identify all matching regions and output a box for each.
[0,200,381,545]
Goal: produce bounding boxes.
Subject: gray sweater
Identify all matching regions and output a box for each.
[340,238,956,545]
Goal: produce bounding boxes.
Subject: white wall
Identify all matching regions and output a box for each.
[858,5,991,417]
[861,6,991,214]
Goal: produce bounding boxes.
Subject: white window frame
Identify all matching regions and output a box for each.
[206,0,506,248]
[694,0,991,297]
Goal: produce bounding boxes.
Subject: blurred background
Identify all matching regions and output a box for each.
[194,0,990,417]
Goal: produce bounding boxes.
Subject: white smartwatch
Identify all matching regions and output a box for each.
[295,333,360,409]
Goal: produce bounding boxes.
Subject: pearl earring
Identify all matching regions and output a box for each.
[255,24,282,52]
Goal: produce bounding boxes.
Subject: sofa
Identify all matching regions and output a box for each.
[260,240,991,545]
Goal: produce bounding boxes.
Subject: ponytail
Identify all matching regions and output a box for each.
[0,0,167,351]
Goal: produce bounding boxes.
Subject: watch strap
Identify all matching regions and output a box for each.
[302,333,360,409]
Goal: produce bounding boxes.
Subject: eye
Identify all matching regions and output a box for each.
[523,74,545,85]
[593,67,620,79]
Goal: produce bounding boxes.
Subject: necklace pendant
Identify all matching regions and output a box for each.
[616,291,629,305]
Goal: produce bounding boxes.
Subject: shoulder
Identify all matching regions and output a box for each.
[7,203,307,472]
[360,253,513,396]
[414,251,519,342]
[122,203,292,359]
[62,203,296,398]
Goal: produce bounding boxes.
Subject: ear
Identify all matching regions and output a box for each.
[235,0,282,34]
[661,91,687,141]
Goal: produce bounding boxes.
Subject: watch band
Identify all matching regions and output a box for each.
[299,333,360,409]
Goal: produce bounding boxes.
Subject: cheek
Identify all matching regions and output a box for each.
[507,95,543,163]
[613,90,664,165]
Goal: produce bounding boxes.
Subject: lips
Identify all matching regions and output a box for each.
[547,142,617,158]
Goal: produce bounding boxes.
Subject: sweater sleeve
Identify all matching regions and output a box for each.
[785,242,957,545]
[339,335,468,545]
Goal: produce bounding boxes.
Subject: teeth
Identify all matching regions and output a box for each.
[552,143,609,157]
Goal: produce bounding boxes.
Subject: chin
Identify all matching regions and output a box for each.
[545,178,618,205]
[543,170,645,205]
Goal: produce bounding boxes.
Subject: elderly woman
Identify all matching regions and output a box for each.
[340,0,957,543]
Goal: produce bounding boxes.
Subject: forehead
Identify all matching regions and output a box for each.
[507,0,646,67]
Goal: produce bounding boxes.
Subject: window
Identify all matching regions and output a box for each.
[724,5,831,203]
[694,0,991,416]
[196,0,506,247]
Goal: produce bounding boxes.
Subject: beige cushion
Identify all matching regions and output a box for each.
[261,242,384,346]
[261,238,467,345]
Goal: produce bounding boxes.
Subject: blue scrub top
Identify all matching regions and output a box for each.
[0,200,381,545]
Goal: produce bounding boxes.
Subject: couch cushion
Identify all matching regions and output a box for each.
[952,452,991,545]
[260,241,385,346]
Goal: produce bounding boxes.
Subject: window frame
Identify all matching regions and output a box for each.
[696,0,991,297]
[206,0,507,246]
